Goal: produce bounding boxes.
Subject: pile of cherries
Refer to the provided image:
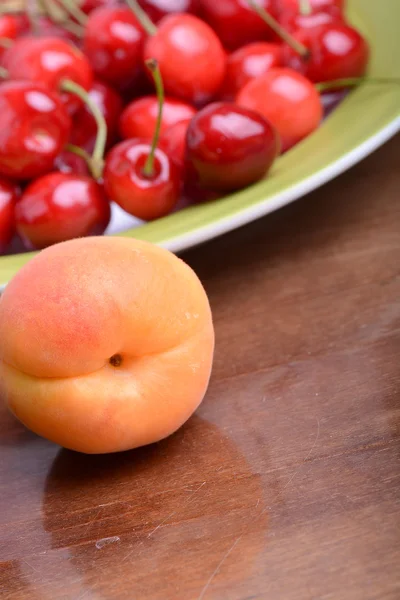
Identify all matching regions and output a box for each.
[0,0,369,254]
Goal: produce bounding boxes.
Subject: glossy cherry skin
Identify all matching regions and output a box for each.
[0,81,71,180]
[83,7,145,90]
[185,102,279,193]
[104,140,181,221]
[144,14,227,106]
[80,0,119,13]
[200,0,279,50]
[2,38,93,115]
[284,23,369,83]
[120,96,196,141]
[54,151,90,176]
[70,81,123,153]
[237,68,323,152]
[221,42,283,101]
[279,9,344,32]
[138,0,200,22]
[159,118,192,169]
[15,173,111,250]
[0,178,19,254]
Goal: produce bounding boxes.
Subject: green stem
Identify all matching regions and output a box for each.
[65,143,94,169]
[60,80,107,180]
[0,66,8,79]
[298,0,312,15]
[0,38,13,48]
[126,0,158,36]
[247,0,309,58]
[41,0,85,36]
[143,59,164,178]
[57,0,87,25]
[316,76,400,92]
[26,0,40,35]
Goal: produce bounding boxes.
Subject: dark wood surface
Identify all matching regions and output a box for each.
[1,134,400,600]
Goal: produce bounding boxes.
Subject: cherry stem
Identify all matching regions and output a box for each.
[0,38,13,48]
[247,0,309,58]
[41,0,85,36]
[143,59,164,178]
[65,143,94,168]
[57,0,87,25]
[60,79,107,180]
[26,0,40,35]
[298,0,312,15]
[316,76,400,92]
[126,0,158,36]
[0,66,8,79]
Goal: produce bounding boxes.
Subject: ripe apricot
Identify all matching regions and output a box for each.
[0,237,214,454]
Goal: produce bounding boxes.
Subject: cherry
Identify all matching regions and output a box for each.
[54,150,90,176]
[80,0,119,13]
[138,0,200,22]
[2,37,93,115]
[284,23,369,83]
[221,42,283,101]
[159,117,192,169]
[83,7,145,90]
[104,59,180,221]
[185,102,279,193]
[23,16,79,43]
[0,177,19,254]
[200,0,280,50]
[279,9,344,32]
[237,67,323,152]
[0,81,71,180]
[70,81,123,153]
[138,11,227,105]
[120,96,196,141]
[15,173,111,250]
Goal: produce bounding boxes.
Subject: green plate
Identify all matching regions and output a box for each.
[1,0,399,287]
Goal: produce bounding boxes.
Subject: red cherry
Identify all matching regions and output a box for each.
[70,81,123,153]
[15,173,110,250]
[54,151,90,176]
[0,177,19,254]
[83,7,145,89]
[143,14,227,105]
[2,38,93,115]
[104,140,180,220]
[237,67,323,152]
[284,23,369,83]
[120,96,196,141]
[0,81,71,180]
[20,16,79,43]
[279,9,344,32]
[221,42,283,101]
[185,102,279,193]
[200,0,279,50]
[159,117,192,169]
[80,0,119,13]
[138,0,200,22]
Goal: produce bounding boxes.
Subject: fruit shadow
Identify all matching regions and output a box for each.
[34,415,278,599]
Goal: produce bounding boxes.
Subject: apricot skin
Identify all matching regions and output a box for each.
[0,237,214,454]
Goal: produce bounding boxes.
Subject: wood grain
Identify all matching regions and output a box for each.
[1,134,400,600]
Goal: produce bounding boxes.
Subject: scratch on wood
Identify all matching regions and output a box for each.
[282,416,321,491]
[147,481,206,538]
[197,536,242,600]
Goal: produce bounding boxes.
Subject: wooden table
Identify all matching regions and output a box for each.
[1,134,400,600]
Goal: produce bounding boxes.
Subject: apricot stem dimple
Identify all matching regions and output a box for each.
[109,354,123,367]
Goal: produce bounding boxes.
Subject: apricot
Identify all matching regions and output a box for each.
[0,237,214,454]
